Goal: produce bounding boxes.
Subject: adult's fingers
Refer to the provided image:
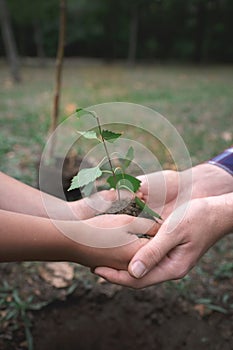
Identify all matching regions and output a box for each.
[94,256,183,288]
[94,267,146,288]
[137,171,178,204]
[137,172,167,203]
[128,222,180,278]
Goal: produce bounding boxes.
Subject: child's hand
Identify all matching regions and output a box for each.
[68,190,133,220]
[63,214,159,270]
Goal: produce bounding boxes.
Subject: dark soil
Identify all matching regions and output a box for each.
[104,198,155,220]
[0,234,232,350]
[39,154,92,202]
[102,198,156,238]
[31,282,233,350]
[104,198,142,216]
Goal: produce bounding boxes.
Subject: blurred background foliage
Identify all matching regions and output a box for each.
[1,0,233,64]
[1,0,233,186]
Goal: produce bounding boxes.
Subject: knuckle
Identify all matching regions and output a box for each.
[142,244,163,268]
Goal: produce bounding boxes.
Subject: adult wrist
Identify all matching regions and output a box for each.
[190,160,233,197]
[207,192,233,238]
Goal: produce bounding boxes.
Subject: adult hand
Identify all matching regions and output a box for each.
[138,163,233,219]
[94,192,233,288]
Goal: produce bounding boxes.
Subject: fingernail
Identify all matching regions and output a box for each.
[131,260,147,278]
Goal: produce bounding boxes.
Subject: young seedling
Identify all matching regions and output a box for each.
[68,108,162,221]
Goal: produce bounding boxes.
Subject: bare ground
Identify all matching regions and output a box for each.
[0,234,232,350]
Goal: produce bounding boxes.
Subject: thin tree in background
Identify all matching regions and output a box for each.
[127,4,139,65]
[33,20,46,66]
[193,0,207,63]
[0,0,21,82]
[49,0,67,157]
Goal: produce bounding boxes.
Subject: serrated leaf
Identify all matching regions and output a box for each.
[107,173,141,193]
[68,167,102,191]
[135,196,163,220]
[123,146,134,170]
[101,129,122,143]
[77,130,99,140]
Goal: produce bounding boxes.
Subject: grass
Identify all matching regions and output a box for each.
[1,59,233,185]
[0,280,50,350]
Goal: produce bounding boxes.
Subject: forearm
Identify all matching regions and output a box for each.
[0,172,75,219]
[0,209,79,262]
[0,209,148,270]
[190,146,233,196]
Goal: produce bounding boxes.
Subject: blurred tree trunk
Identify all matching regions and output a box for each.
[51,0,66,133]
[0,0,21,82]
[193,0,206,63]
[127,4,139,65]
[34,21,46,66]
[49,0,66,158]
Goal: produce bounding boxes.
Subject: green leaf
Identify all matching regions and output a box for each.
[82,181,94,196]
[68,166,102,191]
[77,130,99,140]
[76,108,84,113]
[29,300,50,311]
[123,146,134,170]
[107,173,141,193]
[76,108,87,118]
[76,108,97,120]
[101,129,122,143]
[195,298,228,314]
[135,196,162,220]
[206,305,228,314]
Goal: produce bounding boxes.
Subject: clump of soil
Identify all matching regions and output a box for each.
[104,198,155,220]
[100,198,156,238]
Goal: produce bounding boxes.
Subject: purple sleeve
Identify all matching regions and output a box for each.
[208,147,233,176]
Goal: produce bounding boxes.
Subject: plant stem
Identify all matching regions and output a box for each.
[90,111,121,200]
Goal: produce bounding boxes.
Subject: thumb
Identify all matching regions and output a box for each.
[128,224,178,278]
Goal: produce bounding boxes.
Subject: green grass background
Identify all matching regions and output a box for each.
[0,60,233,185]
